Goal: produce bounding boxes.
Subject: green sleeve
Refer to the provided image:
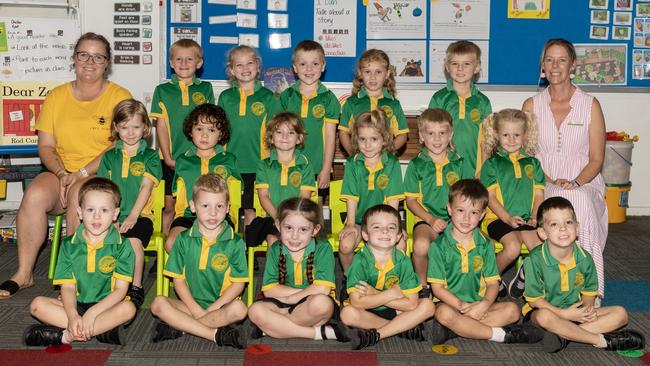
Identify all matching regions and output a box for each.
[53,238,74,282]
[228,237,248,280]
[345,252,365,293]
[403,161,420,195]
[325,92,341,121]
[217,90,228,109]
[428,93,441,109]
[339,100,353,130]
[384,157,404,199]
[224,153,242,181]
[533,158,545,186]
[393,101,408,131]
[266,93,282,120]
[164,234,186,277]
[457,157,472,180]
[313,241,336,286]
[255,159,270,186]
[151,85,163,116]
[480,95,492,119]
[398,255,421,294]
[115,238,135,280]
[205,83,215,104]
[341,159,359,198]
[427,240,446,283]
[479,158,497,188]
[300,162,315,189]
[523,255,545,300]
[262,243,280,287]
[145,150,163,183]
[97,152,110,179]
[480,239,500,279]
[279,88,291,110]
[582,256,599,294]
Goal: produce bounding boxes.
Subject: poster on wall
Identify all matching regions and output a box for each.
[574,44,627,85]
[366,0,427,39]
[313,0,356,57]
[171,27,202,45]
[429,40,489,83]
[507,0,550,19]
[430,0,490,40]
[366,40,426,83]
[632,49,650,79]
[172,0,202,23]
[634,18,650,48]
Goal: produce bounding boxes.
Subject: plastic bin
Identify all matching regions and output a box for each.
[605,183,630,224]
[602,140,633,185]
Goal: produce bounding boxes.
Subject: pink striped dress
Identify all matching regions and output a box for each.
[533,87,608,297]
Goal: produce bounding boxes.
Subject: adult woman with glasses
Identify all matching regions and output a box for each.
[0,32,132,299]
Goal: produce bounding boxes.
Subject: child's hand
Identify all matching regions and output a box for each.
[355,281,379,297]
[580,305,598,323]
[506,215,526,228]
[339,225,358,241]
[164,158,176,169]
[317,169,331,189]
[461,300,489,321]
[119,215,138,233]
[527,218,537,227]
[560,301,593,322]
[387,284,403,300]
[81,312,98,340]
[67,313,84,340]
[428,217,447,233]
[190,306,208,319]
[554,178,578,190]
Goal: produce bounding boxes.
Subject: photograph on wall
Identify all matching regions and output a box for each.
[313,0,356,57]
[429,40,488,83]
[366,40,426,83]
[614,0,632,11]
[633,18,650,47]
[590,0,608,10]
[612,26,631,40]
[638,4,650,17]
[590,25,609,39]
[507,0,550,19]
[366,0,427,39]
[632,49,650,79]
[613,11,632,25]
[172,0,201,23]
[591,10,610,24]
[430,0,490,40]
[574,44,627,85]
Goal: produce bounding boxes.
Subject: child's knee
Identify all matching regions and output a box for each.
[503,302,520,322]
[339,238,358,254]
[610,305,628,324]
[340,306,360,325]
[308,295,334,317]
[413,238,430,257]
[226,299,248,321]
[248,303,265,324]
[29,296,46,316]
[435,304,456,325]
[418,298,436,317]
[150,296,168,316]
[532,308,555,328]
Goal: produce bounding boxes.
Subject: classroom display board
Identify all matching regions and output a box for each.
[166,0,650,87]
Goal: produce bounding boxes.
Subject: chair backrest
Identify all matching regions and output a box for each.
[151,180,166,234]
[405,202,416,236]
[328,180,346,238]
[228,178,242,231]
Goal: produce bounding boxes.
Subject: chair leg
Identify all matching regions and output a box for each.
[247,248,255,306]
[48,215,63,280]
[156,238,164,296]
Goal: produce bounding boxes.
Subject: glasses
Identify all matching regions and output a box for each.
[75,51,108,64]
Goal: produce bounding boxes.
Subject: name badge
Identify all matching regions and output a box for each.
[567,119,584,126]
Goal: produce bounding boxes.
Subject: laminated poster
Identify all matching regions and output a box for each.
[507,0,550,19]
[172,0,202,23]
[574,44,627,86]
[314,0,356,57]
[366,0,427,39]
[430,0,490,40]
[632,48,650,79]
[429,40,489,83]
[366,40,426,83]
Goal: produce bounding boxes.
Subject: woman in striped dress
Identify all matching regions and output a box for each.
[523,39,608,298]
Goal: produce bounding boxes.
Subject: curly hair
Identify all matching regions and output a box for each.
[351,49,397,97]
[182,103,230,145]
[264,112,306,151]
[226,45,261,82]
[350,109,393,155]
[482,108,538,156]
[110,99,152,142]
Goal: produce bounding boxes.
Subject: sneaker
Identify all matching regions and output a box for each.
[430,319,456,345]
[542,332,569,353]
[242,318,263,340]
[497,280,508,299]
[397,323,425,341]
[350,328,380,350]
[127,285,145,310]
[322,320,351,342]
[604,329,645,351]
[23,324,64,347]
[339,277,349,304]
[215,325,246,349]
[503,324,544,344]
[96,326,125,345]
[508,265,526,299]
[151,322,183,343]
[418,285,432,299]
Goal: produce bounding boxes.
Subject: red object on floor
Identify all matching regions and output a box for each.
[0,349,112,366]
[641,352,650,365]
[243,350,378,366]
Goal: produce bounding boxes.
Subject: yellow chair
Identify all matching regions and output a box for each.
[327,180,346,252]
[404,203,416,256]
[47,214,65,280]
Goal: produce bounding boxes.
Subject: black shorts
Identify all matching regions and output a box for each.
[241,173,256,210]
[161,160,174,196]
[245,216,279,247]
[487,219,536,242]
[315,174,330,198]
[123,217,154,244]
[76,302,97,316]
[413,221,445,236]
[369,307,397,320]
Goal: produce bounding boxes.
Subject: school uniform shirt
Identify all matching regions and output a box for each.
[217,80,282,174]
[341,152,405,225]
[261,238,336,295]
[346,245,421,311]
[150,75,215,161]
[480,148,545,226]
[404,148,468,221]
[35,82,132,172]
[338,86,409,137]
[254,149,316,210]
[427,226,500,303]
[53,224,134,304]
[163,221,248,309]
[280,81,340,173]
[172,145,240,219]
[428,80,492,176]
[522,241,599,316]
[98,140,162,222]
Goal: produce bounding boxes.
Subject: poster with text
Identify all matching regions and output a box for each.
[314,0,356,57]
[574,44,627,85]
[507,0,550,19]
[366,0,427,39]
[429,40,489,83]
[171,27,202,45]
[172,0,202,23]
[366,40,426,83]
[430,0,490,40]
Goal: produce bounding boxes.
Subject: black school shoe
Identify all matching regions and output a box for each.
[151,322,183,343]
[127,285,145,311]
[604,329,645,351]
[242,318,264,340]
[418,285,432,299]
[542,332,569,353]
[497,280,508,300]
[96,326,126,345]
[430,319,457,345]
[350,328,380,350]
[503,324,545,344]
[23,324,64,346]
[397,323,425,341]
[508,265,526,299]
[321,320,351,342]
[215,325,246,349]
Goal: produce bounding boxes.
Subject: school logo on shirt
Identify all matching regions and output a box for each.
[98,256,116,274]
[446,171,460,186]
[470,109,481,123]
[192,92,206,105]
[380,105,394,119]
[98,116,107,126]
[376,173,389,190]
[211,253,229,271]
[384,275,399,289]
[524,164,534,179]
[129,161,145,176]
[289,171,302,187]
[213,165,229,179]
[312,104,326,119]
[472,255,484,272]
[574,272,585,288]
[251,102,266,116]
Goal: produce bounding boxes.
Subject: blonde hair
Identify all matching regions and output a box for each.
[292,40,325,64]
[445,40,482,82]
[352,49,397,97]
[482,108,538,156]
[226,45,261,82]
[192,173,229,201]
[265,112,306,150]
[110,99,152,142]
[170,38,203,60]
[417,108,455,150]
[351,109,393,155]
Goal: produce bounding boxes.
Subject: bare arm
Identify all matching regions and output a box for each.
[155,118,175,169]
[392,134,407,152]
[487,190,524,228]
[318,123,337,189]
[338,130,353,156]
[206,282,245,311]
[37,130,66,176]
[431,283,465,310]
[349,285,404,310]
[299,189,314,199]
[529,189,545,226]
[120,178,155,233]
[257,187,277,219]
[269,284,331,305]
[173,278,207,318]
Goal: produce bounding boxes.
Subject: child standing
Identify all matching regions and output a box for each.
[523,197,645,353]
[25,178,135,346]
[429,41,492,177]
[97,99,162,309]
[218,45,282,230]
[340,205,435,350]
[480,109,544,298]
[280,40,340,195]
[428,179,543,345]
[339,110,405,272]
[166,103,239,253]
[339,49,409,155]
[404,108,468,294]
[151,174,248,347]
[151,39,214,234]
[246,112,316,247]
[247,198,348,342]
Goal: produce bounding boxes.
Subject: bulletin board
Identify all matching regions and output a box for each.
[160,1,650,87]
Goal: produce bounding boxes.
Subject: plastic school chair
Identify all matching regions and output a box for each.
[403,203,417,256]
[47,214,65,280]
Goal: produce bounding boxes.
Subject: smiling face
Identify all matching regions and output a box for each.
[116,115,145,150]
[445,52,480,85]
[360,60,389,97]
[190,190,229,234]
[361,211,402,250]
[271,122,302,153]
[538,208,579,248]
[447,196,485,236]
[170,46,203,84]
[420,121,453,157]
[77,191,120,241]
[293,49,325,87]
[357,126,384,161]
[74,40,110,83]
[277,212,320,253]
[229,50,259,86]
[191,120,221,154]
[542,44,576,84]
[497,119,526,153]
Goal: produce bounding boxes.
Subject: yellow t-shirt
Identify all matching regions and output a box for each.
[35,82,132,172]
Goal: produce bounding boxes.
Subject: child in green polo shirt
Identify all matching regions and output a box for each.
[151,173,248,347]
[97,99,162,309]
[404,108,468,295]
[429,40,492,177]
[523,197,644,353]
[151,39,214,236]
[339,49,409,155]
[339,110,405,272]
[165,103,240,253]
[280,40,340,197]
[246,112,315,247]
[428,179,543,346]
[218,45,282,231]
[247,197,348,342]
[341,205,435,350]
[25,178,135,347]
[480,109,544,298]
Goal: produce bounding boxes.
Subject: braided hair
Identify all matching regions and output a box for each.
[278,250,315,285]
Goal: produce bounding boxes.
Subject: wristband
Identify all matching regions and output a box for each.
[572,179,581,187]
[78,167,89,177]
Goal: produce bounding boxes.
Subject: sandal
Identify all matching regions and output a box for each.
[0,280,34,300]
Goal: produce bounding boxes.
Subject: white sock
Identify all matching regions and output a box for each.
[314,325,337,340]
[489,327,506,343]
[594,334,607,348]
[213,327,219,343]
[61,330,71,344]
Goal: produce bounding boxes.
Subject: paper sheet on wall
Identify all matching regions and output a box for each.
[367,40,426,83]
[172,0,202,23]
[171,27,202,45]
[366,0,427,39]
[507,0,550,19]
[314,0,356,57]
[430,0,490,40]
[429,40,489,83]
